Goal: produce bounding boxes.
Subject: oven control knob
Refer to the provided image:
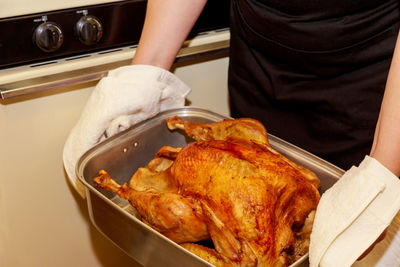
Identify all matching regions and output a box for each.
[33,22,64,52]
[75,15,103,45]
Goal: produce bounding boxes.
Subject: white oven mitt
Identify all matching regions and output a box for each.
[352,211,400,267]
[63,65,191,198]
[309,156,400,267]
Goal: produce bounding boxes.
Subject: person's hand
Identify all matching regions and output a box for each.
[309,156,400,267]
[357,229,387,260]
[63,65,191,197]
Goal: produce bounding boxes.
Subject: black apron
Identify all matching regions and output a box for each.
[228,0,400,170]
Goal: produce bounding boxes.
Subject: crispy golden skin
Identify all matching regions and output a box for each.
[94,116,320,266]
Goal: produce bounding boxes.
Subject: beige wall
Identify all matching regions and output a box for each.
[0,0,123,18]
[0,57,229,267]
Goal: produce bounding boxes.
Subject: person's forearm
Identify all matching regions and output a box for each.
[370,31,400,176]
[131,0,207,70]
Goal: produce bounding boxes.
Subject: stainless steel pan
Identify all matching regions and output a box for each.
[76,107,344,267]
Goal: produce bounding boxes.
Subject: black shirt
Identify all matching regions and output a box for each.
[228,0,400,169]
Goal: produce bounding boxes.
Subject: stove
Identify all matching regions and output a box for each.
[0,2,232,266]
[0,0,230,69]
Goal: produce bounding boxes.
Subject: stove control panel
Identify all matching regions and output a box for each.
[0,0,230,69]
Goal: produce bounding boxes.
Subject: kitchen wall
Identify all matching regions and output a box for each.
[0,0,122,17]
[0,56,229,267]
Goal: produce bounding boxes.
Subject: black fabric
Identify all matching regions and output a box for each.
[228,0,400,170]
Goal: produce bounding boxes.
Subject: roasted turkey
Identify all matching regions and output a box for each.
[93,116,320,266]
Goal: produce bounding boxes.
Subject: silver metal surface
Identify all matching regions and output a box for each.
[76,107,344,267]
[0,39,229,99]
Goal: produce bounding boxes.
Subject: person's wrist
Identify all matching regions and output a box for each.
[131,49,174,70]
[369,152,400,177]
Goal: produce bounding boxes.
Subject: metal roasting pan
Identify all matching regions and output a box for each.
[76,107,344,267]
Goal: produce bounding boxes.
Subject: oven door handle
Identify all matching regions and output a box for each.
[0,39,229,99]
